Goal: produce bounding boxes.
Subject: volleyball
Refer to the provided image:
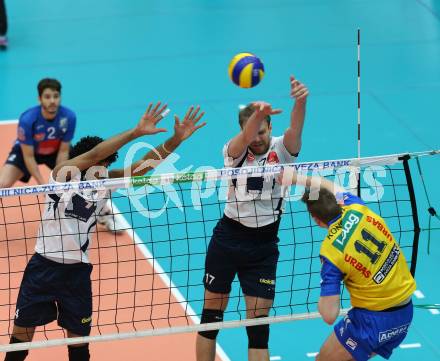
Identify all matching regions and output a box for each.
[228,53,265,88]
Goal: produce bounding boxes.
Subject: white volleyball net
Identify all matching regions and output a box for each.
[0,150,437,352]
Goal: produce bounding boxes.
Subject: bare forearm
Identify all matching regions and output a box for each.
[284,101,306,154]
[242,112,266,143]
[55,150,69,165]
[281,171,345,194]
[92,129,137,163]
[23,157,45,184]
[228,112,265,158]
[111,134,183,178]
[290,101,306,139]
[136,135,182,174]
[140,134,183,164]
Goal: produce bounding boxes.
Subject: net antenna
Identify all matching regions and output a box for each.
[356,28,361,196]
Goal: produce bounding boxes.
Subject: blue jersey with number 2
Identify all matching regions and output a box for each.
[16,105,76,156]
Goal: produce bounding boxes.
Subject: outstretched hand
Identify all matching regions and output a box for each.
[173,105,207,141]
[290,75,309,103]
[251,101,283,118]
[133,102,169,137]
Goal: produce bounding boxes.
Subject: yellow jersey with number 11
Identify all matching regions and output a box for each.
[320,199,416,311]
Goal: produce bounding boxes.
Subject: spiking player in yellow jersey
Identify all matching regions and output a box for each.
[280,171,416,361]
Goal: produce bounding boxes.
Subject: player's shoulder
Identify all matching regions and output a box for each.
[270,135,299,158]
[270,135,284,145]
[57,105,76,119]
[19,106,41,124]
[320,234,339,261]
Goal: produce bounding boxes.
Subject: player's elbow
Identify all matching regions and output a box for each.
[321,311,338,325]
[283,134,301,156]
[318,296,340,325]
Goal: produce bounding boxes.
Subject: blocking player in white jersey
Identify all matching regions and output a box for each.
[196,76,309,361]
[5,102,206,361]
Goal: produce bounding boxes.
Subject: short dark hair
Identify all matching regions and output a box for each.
[37,78,62,97]
[301,188,342,224]
[70,136,118,166]
[239,103,271,128]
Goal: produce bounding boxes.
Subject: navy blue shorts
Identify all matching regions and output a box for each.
[203,216,280,300]
[334,301,413,361]
[5,143,58,183]
[14,253,93,336]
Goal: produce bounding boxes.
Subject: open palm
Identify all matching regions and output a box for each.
[134,102,168,137]
[174,105,207,141]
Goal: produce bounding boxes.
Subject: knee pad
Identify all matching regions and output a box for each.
[4,337,29,361]
[68,344,90,361]
[246,316,270,349]
[198,309,224,340]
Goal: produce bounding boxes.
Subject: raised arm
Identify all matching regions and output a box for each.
[109,106,206,178]
[227,102,282,159]
[53,102,168,181]
[279,169,346,195]
[283,76,309,155]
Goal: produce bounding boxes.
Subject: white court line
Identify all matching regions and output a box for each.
[414,289,439,315]
[306,352,318,357]
[399,343,421,349]
[0,119,18,124]
[270,356,282,360]
[414,290,425,299]
[111,204,231,361]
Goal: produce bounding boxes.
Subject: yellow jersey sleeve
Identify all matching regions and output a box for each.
[320,203,416,310]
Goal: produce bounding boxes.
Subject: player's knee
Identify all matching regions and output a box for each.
[68,343,90,361]
[246,317,269,349]
[4,336,29,361]
[0,179,9,188]
[0,177,16,188]
[198,309,224,340]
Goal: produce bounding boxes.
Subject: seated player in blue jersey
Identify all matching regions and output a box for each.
[0,78,76,187]
[4,102,206,361]
[280,170,416,361]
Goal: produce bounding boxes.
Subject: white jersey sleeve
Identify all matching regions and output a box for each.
[222,142,248,168]
[272,135,299,163]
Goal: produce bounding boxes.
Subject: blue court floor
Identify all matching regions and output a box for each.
[1,1,439,360]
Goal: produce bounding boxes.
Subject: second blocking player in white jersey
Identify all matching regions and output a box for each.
[5,102,206,361]
[196,76,309,361]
